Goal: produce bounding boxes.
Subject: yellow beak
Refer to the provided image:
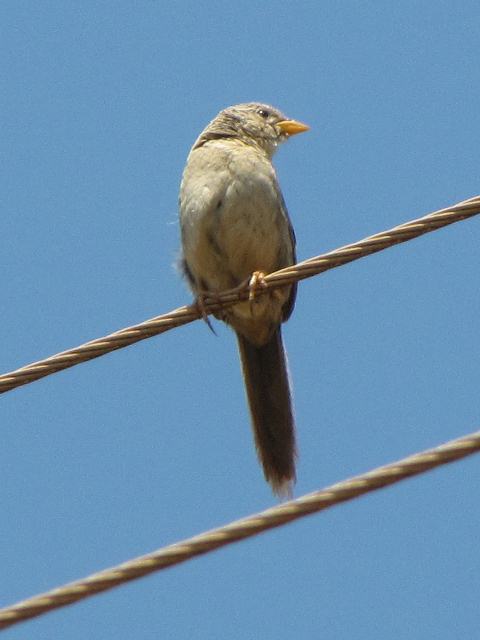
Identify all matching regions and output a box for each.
[277,119,310,136]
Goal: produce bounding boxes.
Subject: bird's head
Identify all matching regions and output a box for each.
[193,102,309,157]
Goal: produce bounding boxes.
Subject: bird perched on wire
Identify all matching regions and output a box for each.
[179,102,309,496]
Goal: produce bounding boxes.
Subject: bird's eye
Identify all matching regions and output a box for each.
[257,108,270,119]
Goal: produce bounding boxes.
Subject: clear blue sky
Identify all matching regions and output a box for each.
[2,2,479,638]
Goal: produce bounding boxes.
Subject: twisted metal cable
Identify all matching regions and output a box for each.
[1,195,479,395]
[0,429,478,630]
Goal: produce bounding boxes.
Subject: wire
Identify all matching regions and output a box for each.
[1,195,478,395]
[0,429,478,630]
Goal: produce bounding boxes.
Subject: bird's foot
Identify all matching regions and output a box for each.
[248,271,268,302]
[193,292,217,335]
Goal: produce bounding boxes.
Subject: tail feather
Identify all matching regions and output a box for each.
[236,328,296,496]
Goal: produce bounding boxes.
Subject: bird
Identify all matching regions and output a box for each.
[179,102,309,496]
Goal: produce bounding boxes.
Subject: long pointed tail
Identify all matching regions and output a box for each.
[236,328,297,496]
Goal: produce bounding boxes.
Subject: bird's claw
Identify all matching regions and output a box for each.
[248,271,268,302]
[194,292,217,335]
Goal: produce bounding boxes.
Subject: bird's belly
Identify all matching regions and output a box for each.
[190,183,291,344]
[192,178,287,292]
[218,197,282,279]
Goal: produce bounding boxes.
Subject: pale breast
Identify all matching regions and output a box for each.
[179,140,293,293]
